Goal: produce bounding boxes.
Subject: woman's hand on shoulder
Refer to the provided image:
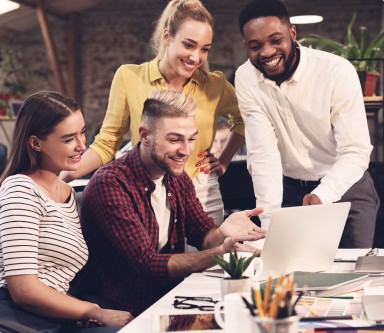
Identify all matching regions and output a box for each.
[196,151,226,177]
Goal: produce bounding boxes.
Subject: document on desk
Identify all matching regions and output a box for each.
[334,248,372,262]
[362,295,384,321]
[296,295,365,318]
[155,313,221,332]
[290,271,369,291]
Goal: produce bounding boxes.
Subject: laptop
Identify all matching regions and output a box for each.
[259,202,351,281]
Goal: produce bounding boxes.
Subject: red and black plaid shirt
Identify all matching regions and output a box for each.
[78,144,215,316]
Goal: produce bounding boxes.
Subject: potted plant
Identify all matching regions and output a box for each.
[213,250,258,296]
[299,13,384,96]
[0,49,45,117]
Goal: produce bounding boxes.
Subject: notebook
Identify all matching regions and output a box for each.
[259,202,351,281]
[285,271,368,291]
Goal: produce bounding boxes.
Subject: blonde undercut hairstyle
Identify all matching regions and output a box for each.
[141,90,197,129]
[150,0,214,60]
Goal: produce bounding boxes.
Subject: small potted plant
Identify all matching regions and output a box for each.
[213,250,259,296]
[299,13,384,96]
[0,49,46,117]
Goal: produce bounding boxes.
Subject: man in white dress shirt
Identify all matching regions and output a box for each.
[235,0,379,248]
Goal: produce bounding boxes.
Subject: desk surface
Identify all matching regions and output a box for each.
[118,273,222,333]
[118,258,359,333]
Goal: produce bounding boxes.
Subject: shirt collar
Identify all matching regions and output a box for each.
[289,42,306,83]
[148,59,204,87]
[128,143,173,193]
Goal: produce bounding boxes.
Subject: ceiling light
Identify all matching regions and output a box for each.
[0,0,20,15]
[290,15,323,24]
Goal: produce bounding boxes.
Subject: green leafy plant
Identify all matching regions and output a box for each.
[213,250,258,279]
[299,13,384,72]
[0,49,46,97]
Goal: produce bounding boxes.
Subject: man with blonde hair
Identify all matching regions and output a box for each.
[77,90,266,316]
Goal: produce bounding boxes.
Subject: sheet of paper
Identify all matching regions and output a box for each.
[334,248,372,262]
[362,295,384,321]
[295,296,365,318]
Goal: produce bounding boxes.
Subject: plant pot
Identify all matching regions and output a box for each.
[220,276,252,297]
[357,71,380,96]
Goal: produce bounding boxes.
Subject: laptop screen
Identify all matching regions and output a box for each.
[259,202,351,280]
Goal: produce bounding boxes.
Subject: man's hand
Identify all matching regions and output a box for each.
[219,208,266,241]
[303,194,322,205]
[222,236,260,254]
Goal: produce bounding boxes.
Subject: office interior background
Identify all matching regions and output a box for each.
[0,0,382,138]
[0,0,383,245]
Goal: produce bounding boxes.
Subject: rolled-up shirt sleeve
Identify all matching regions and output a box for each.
[90,66,131,164]
[235,67,283,229]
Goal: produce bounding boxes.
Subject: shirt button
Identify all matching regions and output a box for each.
[174,219,177,223]
[171,245,175,250]
[167,193,171,197]
[144,187,148,192]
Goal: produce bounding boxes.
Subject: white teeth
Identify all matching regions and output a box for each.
[265,57,280,66]
[182,61,196,69]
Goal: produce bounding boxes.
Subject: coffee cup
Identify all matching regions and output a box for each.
[214,292,253,333]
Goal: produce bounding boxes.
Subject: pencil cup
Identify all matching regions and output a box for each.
[214,292,253,333]
[252,316,299,333]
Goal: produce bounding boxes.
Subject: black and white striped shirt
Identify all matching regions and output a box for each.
[0,175,88,293]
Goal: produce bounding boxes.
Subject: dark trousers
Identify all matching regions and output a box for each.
[282,171,380,248]
[0,288,120,333]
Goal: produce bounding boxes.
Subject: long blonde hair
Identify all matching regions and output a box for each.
[150,0,214,64]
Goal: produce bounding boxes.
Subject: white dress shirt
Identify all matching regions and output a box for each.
[151,176,171,251]
[235,45,372,228]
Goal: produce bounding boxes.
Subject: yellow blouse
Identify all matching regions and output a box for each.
[90,59,244,178]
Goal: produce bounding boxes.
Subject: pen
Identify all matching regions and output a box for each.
[300,315,353,322]
[365,248,378,256]
[314,325,384,331]
[242,296,256,317]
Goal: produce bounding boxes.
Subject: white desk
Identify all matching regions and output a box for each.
[118,273,222,333]
[118,260,360,333]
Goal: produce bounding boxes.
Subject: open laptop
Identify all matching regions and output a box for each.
[259,202,351,281]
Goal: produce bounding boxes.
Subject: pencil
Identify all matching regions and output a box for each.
[254,283,265,317]
[262,275,272,313]
[268,294,278,318]
[301,302,320,316]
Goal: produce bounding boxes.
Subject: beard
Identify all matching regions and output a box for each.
[255,39,297,83]
[150,143,184,177]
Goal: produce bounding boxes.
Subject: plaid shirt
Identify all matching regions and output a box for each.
[78,144,215,316]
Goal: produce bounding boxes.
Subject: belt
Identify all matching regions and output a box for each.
[283,176,321,187]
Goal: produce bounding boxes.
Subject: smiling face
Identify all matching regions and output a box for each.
[161,19,213,81]
[141,116,198,179]
[31,111,86,174]
[243,16,298,84]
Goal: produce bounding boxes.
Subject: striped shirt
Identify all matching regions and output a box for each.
[0,175,88,293]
